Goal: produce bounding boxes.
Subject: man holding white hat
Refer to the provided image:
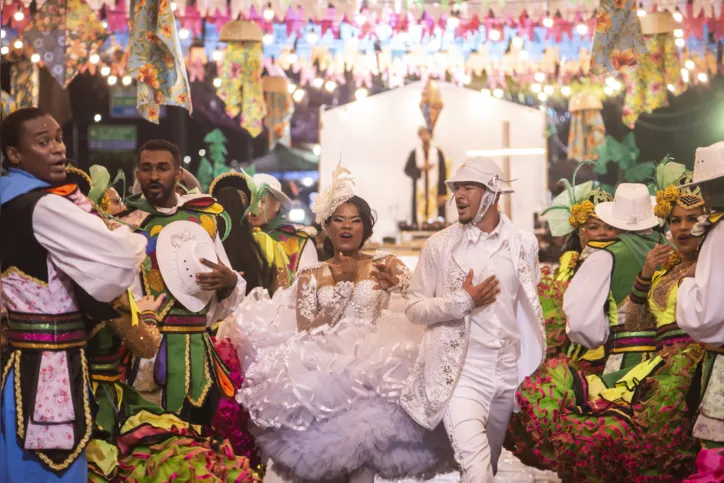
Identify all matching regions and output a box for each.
[248,173,317,274]
[402,158,545,482]
[676,141,724,344]
[563,183,669,374]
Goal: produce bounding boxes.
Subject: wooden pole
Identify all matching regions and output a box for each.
[502,120,512,218]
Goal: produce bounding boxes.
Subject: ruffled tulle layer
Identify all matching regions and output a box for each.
[217,285,451,480]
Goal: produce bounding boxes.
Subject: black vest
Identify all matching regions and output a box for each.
[0,190,51,283]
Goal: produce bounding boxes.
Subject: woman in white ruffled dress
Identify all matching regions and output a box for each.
[217,167,452,483]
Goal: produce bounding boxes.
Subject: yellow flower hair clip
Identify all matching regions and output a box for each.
[654,186,680,219]
[568,200,596,229]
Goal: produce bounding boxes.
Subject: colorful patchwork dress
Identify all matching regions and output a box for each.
[263,215,314,274]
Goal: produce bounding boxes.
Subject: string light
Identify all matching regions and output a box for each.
[519,51,529,60]
[183,156,191,164]
[681,68,689,83]
[355,14,367,26]
[312,77,324,88]
[674,29,683,38]
[355,88,368,100]
[101,20,108,29]
[178,28,190,40]
[199,149,206,157]
[212,50,223,62]
[288,53,298,64]
[263,7,274,21]
[542,17,554,28]
[171,2,178,11]
[94,114,102,123]
[89,54,100,64]
[122,76,132,86]
[481,88,491,96]
[637,8,646,17]
[685,60,695,70]
[537,92,547,102]
[531,83,542,93]
[108,75,118,85]
[447,17,460,29]
[698,72,708,83]
[667,84,675,92]
[575,23,588,35]
[30,53,40,63]
[673,11,683,22]
[534,72,545,83]
[675,38,685,48]
[0,29,5,39]
[293,89,306,102]
[511,37,524,48]
[0,47,8,55]
[13,39,23,49]
[213,77,222,87]
[561,86,572,96]
[543,85,554,95]
[14,11,24,21]
[263,34,274,44]
[488,29,501,41]
[604,86,614,96]
[493,88,504,98]
[325,80,337,92]
[306,31,319,44]
[101,66,111,76]
[287,83,297,94]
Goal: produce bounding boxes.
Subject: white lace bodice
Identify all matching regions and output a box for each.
[317,279,390,321]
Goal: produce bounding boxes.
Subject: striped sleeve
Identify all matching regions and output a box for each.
[630,272,652,305]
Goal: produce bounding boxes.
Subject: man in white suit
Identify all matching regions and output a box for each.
[401,157,545,482]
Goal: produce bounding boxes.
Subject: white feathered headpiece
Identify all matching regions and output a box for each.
[311,162,355,225]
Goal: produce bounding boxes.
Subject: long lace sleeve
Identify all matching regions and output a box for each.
[296,270,354,332]
[381,256,412,296]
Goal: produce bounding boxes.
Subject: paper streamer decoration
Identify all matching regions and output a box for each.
[567,93,606,162]
[10,60,38,109]
[590,0,647,75]
[420,79,443,133]
[126,0,192,123]
[217,42,267,137]
[1,91,18,121]
[22,0,108,88]
[263,76,293,148]
[622,34,683,128]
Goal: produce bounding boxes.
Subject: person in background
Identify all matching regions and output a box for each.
[247,173,317,274]
[404,126,448,225]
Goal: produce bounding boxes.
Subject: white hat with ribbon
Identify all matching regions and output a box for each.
[445,157,514,194]
[595,183,660,231]
[156,220,218,313]
[253,173,292,208]
[681,141,724,188]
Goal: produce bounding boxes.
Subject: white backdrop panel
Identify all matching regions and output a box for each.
[320,81,547,242]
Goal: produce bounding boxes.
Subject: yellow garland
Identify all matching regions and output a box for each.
[568,200,596,228]
[654,186,680,219]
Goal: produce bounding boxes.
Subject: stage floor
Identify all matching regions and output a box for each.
[378,449,560,482]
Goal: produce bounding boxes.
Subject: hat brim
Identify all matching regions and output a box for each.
[595,202,659,231]
[209,171,251,200]
[444,178,514,194]
[268,187,292,208]
[157,221,217,313]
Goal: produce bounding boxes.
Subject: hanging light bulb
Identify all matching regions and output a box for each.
[355,13,367,26]
[493,88,504,98]
[171,2,177,11]
[685,60,695,70]
[312,77,324,89]
[537,92,548,102]
[534,72,545,83]
[575,23,588,35]
[519,50,529,60]
[13,39,23,49]
[306,31,319,44]
[89,54,100,64]
[355,88,368,100]
[511,36,524,48]
[604,86,614,96]
[293,89,305,102]
[667,84,675,92]
[637,7,646,17]
[288,53,298,64]
[122,76,132,86]
[447,17,460,29]
[213,77,222,88]
[263,5,275,21]
[674,29,684,38]
[698,72,708,83]
[263,33,274,44]
[531,83,542,93]
[287,83,297,94]
[673,11,683,23]
[108,75,118,86]
[542,16,554,28]
[14,11,24,21]
[543,85,554,95]
[101,20,108,29]
[212,50,223,62]
[178,28,190,40]
[30,53,40,63]
[0,29,5,39]
[94,114,102,123]
[675,38,685,48]
[561,85,572,96]
[0,46,9,55]
[681,68,689,83]
[605,77,617,87]
[100,66,111,76]
[488,29,501,41]
[325,80,337,92]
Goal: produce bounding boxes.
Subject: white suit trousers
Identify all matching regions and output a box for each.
[444,343,519,483]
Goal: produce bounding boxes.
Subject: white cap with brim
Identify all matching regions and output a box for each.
[444,157,514,194]
[253,173,292,208]
[680,141,724,188]
[595,183,660,231]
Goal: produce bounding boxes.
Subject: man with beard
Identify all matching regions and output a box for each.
[116,139,245,425]
[402,157,545,482]
[0,108,146,482]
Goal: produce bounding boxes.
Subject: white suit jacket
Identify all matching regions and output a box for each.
[400,216,545,430]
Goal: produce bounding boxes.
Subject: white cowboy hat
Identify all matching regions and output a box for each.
[595,183,659,231]
[445,157,514,194]
[156,221,219,313]
[680,141,724,188]
[253,173,292,208]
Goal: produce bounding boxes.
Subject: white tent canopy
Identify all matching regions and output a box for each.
[319,81,548,242]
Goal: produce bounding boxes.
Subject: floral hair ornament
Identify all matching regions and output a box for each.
[311,161,355,225]
[649,157,705,219]
[542,161,612,237]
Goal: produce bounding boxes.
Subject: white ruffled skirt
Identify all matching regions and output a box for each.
[217,286,454,481]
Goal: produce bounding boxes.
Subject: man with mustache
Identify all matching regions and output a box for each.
[0,108,146,482]
[402,158,545,482]
[115,139,245,425]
